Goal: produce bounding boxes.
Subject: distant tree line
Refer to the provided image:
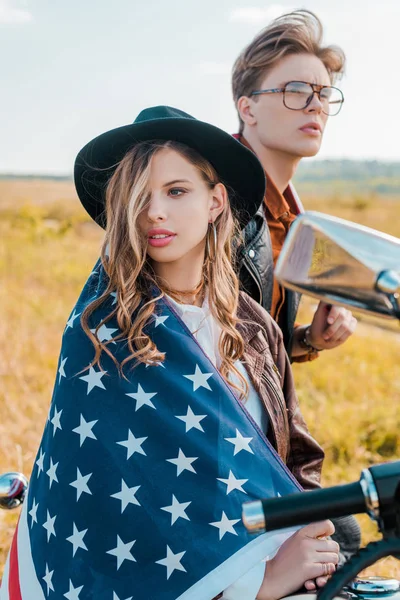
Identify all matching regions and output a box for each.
[2,160,400,195]
[0,173,71,181]
[295,159,400,182]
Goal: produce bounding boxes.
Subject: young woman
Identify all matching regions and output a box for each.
[0,106,339,600]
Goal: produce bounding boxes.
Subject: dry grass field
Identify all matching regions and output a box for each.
[0,179,399,580]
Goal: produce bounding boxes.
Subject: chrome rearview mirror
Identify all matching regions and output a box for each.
[275,211,400,319]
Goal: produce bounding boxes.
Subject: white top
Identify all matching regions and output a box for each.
[166,295,268,599]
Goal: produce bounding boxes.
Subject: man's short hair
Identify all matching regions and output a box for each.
[232,10,346,132]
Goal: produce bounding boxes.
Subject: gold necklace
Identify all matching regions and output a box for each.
[162,279,205,306]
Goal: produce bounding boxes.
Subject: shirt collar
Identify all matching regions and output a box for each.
[236,134,294,220]
[165,293,210,317]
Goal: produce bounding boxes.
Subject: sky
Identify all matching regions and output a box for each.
[1,0,399,174]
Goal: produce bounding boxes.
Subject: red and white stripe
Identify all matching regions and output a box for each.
[0,498,46,600]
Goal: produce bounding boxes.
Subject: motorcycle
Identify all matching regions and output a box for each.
[244,211,400,600]
[1,212,399,600]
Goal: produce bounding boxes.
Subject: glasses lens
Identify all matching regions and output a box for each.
[320,86,344,116]
[283,81,313,110]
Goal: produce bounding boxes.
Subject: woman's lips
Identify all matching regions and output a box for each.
[147,231,176,248]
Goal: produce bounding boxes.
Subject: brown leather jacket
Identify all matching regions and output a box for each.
[236,291,324,490]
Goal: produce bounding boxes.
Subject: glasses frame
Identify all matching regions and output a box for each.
[250,80,344,116]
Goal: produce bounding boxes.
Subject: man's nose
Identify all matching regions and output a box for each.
[306,92,324,114]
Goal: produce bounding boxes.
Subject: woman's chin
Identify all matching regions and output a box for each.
[147,247,186,264]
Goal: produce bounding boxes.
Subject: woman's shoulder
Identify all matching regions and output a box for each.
[237,291,283,349]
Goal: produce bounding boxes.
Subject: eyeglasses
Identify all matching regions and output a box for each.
[250,81,344,116]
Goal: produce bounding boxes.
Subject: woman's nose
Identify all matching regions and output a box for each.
[146,195,167,222]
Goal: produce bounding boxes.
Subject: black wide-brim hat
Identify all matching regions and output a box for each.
[74,105,266,229]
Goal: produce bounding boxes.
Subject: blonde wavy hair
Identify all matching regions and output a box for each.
[232,9,346,133]
[80,140,249,397]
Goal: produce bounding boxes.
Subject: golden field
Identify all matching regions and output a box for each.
[0,179,399,579]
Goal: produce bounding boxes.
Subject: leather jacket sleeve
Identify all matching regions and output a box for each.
[274,329,324,490]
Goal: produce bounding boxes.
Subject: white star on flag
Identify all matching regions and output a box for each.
[46,458,59,489]
[126,384,157,411]
[79,366,107,395]
[217,470,248,495]
[50,406,62,437]
[183,364,213,391]
[66,523,88,557]
[156,545,186,579]
[65,310,81,330]
[43,564,54,595]
[36,448,45,476]
[70,468,93,501]
[166,449,197,477]
[117,430,147,459]
[72,415,98,447]
[154,315,169,328]
[110,291,118,305]
[42,510,57,541]
[111,479,141,513]
[209,511,240,540]
[64,579,84,600]
[225,429,254,455]
[58,356,67,383]
[29,498,39,528]
[106,535,136,570]
[161,495,191,525]
[145,360,165,368]
[113,594,133,600]
[90,324,118,343]
[176,406,207,433]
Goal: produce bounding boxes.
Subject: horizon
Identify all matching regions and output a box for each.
[2,157,400,180]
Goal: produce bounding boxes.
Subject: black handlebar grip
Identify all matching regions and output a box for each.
[257,482,366,531]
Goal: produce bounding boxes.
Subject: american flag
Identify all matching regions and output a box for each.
[1,261,301,600]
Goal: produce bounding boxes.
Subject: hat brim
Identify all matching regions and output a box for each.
[74,118,265,229]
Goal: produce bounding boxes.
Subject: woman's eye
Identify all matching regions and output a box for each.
[168,188,186,197]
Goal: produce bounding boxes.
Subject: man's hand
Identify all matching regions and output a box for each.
[308,302,357,350]
[256,521,339,600]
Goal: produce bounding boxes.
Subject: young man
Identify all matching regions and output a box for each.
[233,9,357,362]
[232,9,361,562]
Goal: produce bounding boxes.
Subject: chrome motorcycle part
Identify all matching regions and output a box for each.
[349,576,400,595]
[0,471,28,509]
[360,468,380,521]
[241,500,265,533]
[275,211,400,319]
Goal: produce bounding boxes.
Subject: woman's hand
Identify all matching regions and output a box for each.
[256,520,339,600]
[308,302,357,351]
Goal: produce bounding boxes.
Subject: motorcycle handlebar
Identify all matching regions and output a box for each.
[243,482,365,532]
[242,461,400,534]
